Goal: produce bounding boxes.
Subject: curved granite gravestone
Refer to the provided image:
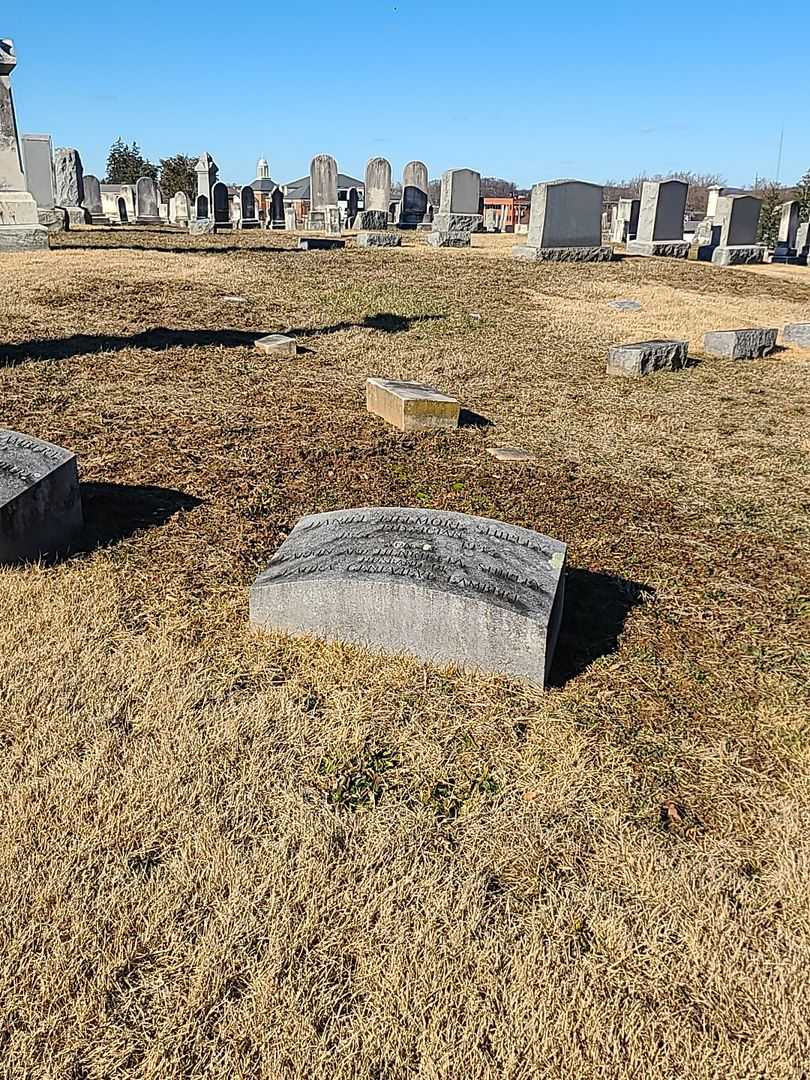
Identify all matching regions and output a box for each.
[249,507,567,684]
[0,430,83,563]
[401,160,429,227]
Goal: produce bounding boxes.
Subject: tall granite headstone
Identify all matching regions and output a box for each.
[54,147,86,225]
[21,134,54,208]
[307,153,338,230]
[135,176,161,224]
[512,180,611,262]
[195,152,218,208]
[711,194,764,265]
[0,40,48,250]
[626,180,689,258]
[249,507,567,685]
[271,186,285,228]
[212,181,230,226]
[428,168,482,247]
[0,430,83,563]
[355,156,391,230]
[240,185,259,228]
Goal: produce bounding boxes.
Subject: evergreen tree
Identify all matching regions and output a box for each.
[757,183,783,247]
[159,155,197,201]
[794,169,810,219]
[105,139,158,184]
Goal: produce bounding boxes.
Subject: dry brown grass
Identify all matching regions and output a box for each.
[0,226,808,1079]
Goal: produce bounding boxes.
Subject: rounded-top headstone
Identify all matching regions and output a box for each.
[365,157,392,212]
[310,154,338,211]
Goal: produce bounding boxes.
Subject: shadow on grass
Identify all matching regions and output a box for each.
[548,568,651,688]
[70,482,203,557]
[458,408,493,429]
[0,314,445,366]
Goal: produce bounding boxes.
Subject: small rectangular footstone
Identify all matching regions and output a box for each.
[711,245,765,266]
[607,339,688,377]
[366,378,460,432]
[703,329,777,359]
[255,334,297,357]
[625,239,690,258]
[357,232,401,248]
[486,447,536,462]
[0,430,83,563]
[249,507,567,685]
[427,231,471,247]
[298,237,345,251]
[783,324,810,349]
[512,245,612,262]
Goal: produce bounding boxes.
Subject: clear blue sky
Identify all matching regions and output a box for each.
[8,1,809,189]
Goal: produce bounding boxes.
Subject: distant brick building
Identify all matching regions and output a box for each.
[482,196,530,233]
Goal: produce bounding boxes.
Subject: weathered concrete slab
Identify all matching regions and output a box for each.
[0,430,83,563]
[711,245,765,266]
[255,334,297,357]
[486,446,536,462]
[0,224,48,250]
[366,378,459,431]
[626,240,690,258]
[512,244,612,262]
[298,237,345,251]
[607,339,688,377]
[357,231,401,247]
[783,323,810,349]
[249,507,567,685]
[703,329,777,359]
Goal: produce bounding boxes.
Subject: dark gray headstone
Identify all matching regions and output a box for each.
[716,195,761,247]
[636,179,688,243]
[212,181,230,224]
[195,193,209,219]
[249,507,567,685]
[82,174,103,215]
[240,185,257,222]
[0,430,83,563]
[401,160,429,225]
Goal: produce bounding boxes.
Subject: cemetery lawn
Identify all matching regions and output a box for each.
[1,228,809,1079]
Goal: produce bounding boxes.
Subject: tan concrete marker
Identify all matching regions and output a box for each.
[365,377,460,432]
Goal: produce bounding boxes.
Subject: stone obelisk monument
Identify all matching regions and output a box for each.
[0,39,48,250]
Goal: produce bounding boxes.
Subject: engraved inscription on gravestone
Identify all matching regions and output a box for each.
[249,507,567,684]
[0,429,83,563]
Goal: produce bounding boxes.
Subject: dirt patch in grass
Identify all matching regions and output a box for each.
[0,228,808,1078]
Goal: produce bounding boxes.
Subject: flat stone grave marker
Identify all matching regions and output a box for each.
[255,333,297,357]
[357,232,401,247]
[0,429,83,563]
[703,329,777,359]
[298,237,345,251]
[249,507,567,685]
[609,299,642,311]
[366,377,460,432]
[486,446,536,462]
[607,339,688,377]
[783,323,810,349]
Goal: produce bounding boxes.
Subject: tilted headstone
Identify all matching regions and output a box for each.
[310,154,338,210]
[249,507,568,685]
[429,168,482,247]
[626,180,689,258]
[400,160,429,227]
[134,176,161,224]
[212,181,230,225]
[711,195,764,265]
[355,157,391,230]
[195,152,218,206]
[0,430,83,563]
[512,180,611,262]
[0,40,48,250]
[240,185,259,228]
